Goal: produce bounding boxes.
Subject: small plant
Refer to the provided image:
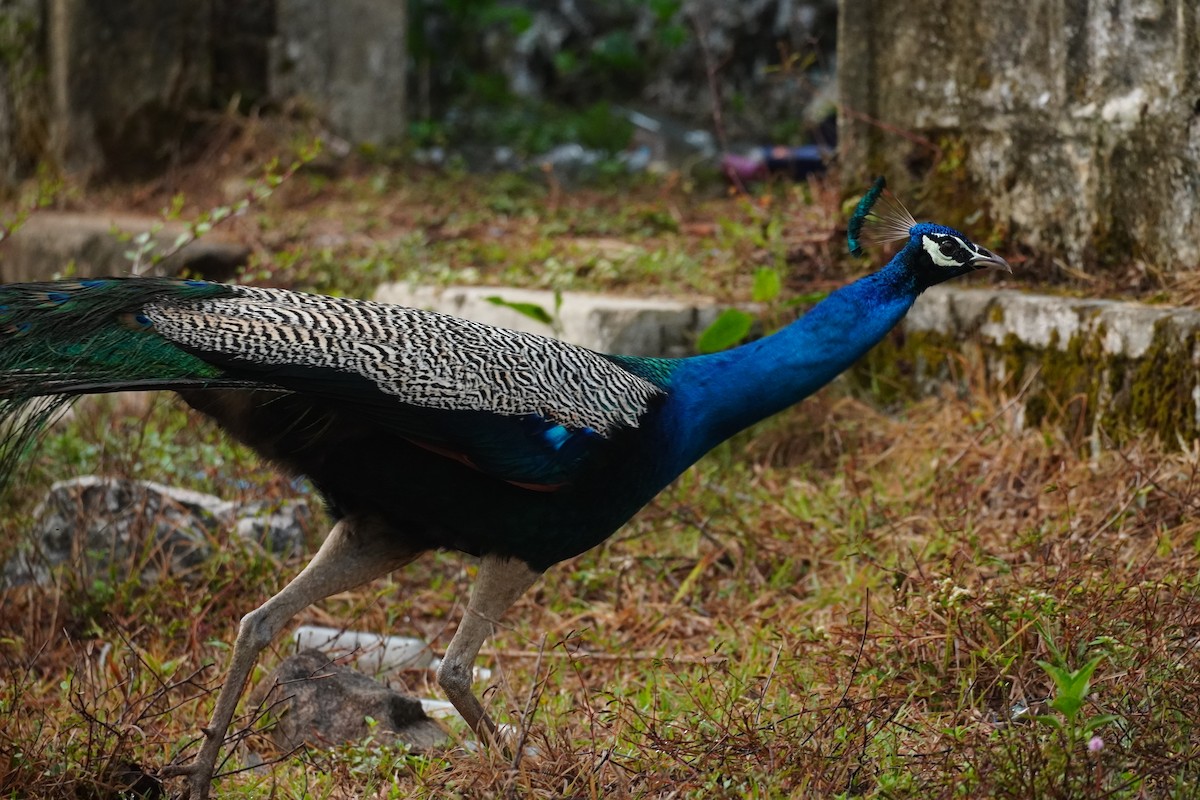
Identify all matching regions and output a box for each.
[696,266,781,353]
[119,141,322,275]
[0,168,63,245]
[1034,652,1119,749]
[486,290,564,338]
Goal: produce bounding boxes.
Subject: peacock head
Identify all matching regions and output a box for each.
[848,177,1010,286]
[905,222,1011,284]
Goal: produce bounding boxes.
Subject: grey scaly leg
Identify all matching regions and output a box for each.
[162,515,418,800]
[437,554,541,739]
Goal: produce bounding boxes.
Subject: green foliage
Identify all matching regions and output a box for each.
[1035,651,1121,743]
[486,290,564,338]
[485,293,555,327]
[697,308,755,353]
[0,170,61,244]
[695,267,782,353]
[484,296,551,326]
[408,0,687,156]
[411,100,634,156]
[589,30,642,76]
[575,102,635,152]
[750,267,781,304]
[117,142,321,275]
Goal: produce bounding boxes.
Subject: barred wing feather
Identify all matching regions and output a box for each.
[148,287,667,488]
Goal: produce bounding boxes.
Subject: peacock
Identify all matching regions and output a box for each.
[0,180,1007,799]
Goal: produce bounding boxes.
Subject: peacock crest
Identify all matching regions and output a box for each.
[847,176,919,257]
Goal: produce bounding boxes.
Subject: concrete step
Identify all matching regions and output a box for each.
[0,211,248,283]
[377,282,1200,447]
[374,282,726,358]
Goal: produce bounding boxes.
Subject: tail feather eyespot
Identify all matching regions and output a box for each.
[119,312,154,330]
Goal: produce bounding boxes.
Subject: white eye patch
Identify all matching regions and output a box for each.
[921,235,971,268]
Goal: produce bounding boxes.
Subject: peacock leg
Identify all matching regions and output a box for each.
[437,554,541,741]
[162,515,418,800]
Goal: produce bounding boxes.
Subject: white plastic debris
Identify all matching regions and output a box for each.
[418,699,459,719]
[293,625,434,673]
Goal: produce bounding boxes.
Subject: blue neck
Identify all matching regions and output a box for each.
[666,250,922,465]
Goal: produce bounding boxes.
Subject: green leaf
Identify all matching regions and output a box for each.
[1033,714,1064,731]
[1050,693,1085,719]
[751,268,782,303]
[1082,714,1120,735]
[1070,655,1106,692]
[1036,659,1070,690]
[784,290,829,307]
[553,50,578,76]
[485,295,554,326]
[697,308,754,353]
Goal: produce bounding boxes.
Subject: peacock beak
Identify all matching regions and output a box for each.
[971,248,1012,273]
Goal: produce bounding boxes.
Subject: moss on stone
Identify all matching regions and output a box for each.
[848,328,962,408]
[850,315,1199,450]
[1112,321,1198,444]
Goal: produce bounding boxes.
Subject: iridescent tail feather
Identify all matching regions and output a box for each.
[0,278,239,494]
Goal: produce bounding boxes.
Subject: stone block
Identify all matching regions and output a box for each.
[0,211,249,283]
[250,649,446,755]
[374,283,723,357]
[293,625,434,673]
[2,477,312,588]
[862,286,1200,447]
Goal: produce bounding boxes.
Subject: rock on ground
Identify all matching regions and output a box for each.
[251,649,447,754]
[2,477,310,588]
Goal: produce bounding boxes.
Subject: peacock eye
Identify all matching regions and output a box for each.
[938,239,958,257]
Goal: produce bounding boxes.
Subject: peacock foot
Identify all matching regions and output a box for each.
[160,728,222,800]
[159,759,215,800]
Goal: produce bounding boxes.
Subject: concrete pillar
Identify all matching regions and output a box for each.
[837,0,1200,273]
[271,0,407,146]
[47,0,211,179]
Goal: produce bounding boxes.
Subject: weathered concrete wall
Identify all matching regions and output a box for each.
[0,0,47,189]
[0,0,214,182]
[0,0,408,183]
[839,0,1200,274]
[212,0,276,109]
[270,0,407,146]
[47,0,213,179]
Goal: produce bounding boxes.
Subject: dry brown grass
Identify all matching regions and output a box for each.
[3,377,1200,798]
